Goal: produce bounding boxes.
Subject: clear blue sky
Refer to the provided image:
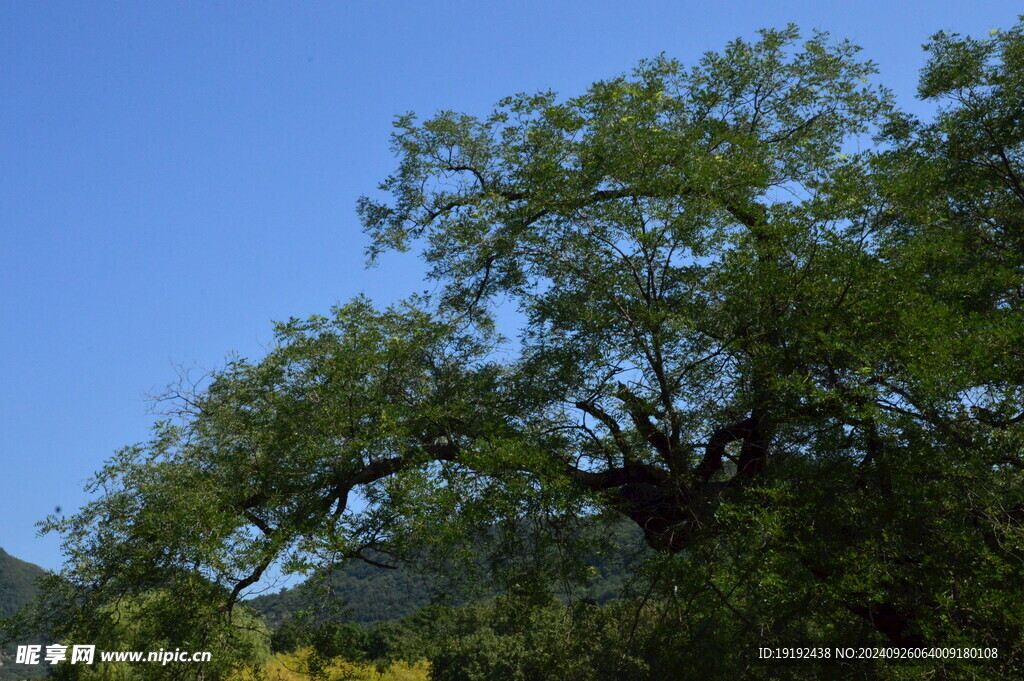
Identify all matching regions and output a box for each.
[2,1,1020,571]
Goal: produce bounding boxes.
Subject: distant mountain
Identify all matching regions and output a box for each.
[249,522,649,629]
[0,548,44,620]
[0,548,47,680]
[249,558,442,628]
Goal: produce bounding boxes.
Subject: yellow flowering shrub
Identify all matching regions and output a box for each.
[231,648,429,681]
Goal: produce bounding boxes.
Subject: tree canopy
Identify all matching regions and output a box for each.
[30,22,1024,679]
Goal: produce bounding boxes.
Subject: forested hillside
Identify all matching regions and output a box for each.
[249,559,439,627]
[249,520,647,627]
[0,549,43,620]
[0,549,46,680]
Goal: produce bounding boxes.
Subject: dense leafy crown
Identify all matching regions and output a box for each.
[23,22,1024,679]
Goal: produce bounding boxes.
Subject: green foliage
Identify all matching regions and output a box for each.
[42,587,269,681]
[31,20,1024,680]
[409,596,644,681]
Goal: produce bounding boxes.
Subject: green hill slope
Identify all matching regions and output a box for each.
[249,521,649,629]
[0,548,44,620]
[249,559,440,628]
[0,548,47,680]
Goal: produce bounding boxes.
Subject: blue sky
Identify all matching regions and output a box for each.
[2,1,1021,572]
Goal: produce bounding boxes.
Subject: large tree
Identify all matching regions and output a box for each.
[34,24,1024,679]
